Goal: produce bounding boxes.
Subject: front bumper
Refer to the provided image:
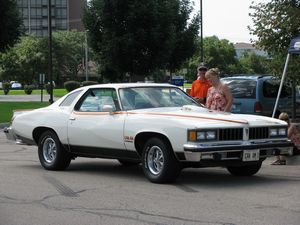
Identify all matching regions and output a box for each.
[183,140,293,162]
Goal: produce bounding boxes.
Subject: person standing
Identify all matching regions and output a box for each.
[271,112,300,165]
[205,68,233,112]
[190,63,211,104]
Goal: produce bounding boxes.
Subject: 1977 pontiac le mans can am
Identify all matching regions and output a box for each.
[4,83,293,183]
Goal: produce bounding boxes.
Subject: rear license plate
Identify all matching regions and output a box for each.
[242,150,260,161]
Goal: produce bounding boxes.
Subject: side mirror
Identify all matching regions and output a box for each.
[102,105,114,114]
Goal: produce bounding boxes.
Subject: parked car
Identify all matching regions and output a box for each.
[11,82,22,89]
[221,75,300,117]
[4,83,293,183]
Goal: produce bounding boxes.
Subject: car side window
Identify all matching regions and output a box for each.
[263,80,290,98]
[77,88,120,112]
[59,90,82,107]
[223,80,256,98]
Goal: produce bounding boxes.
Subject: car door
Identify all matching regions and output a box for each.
[67,88,127,157]
[260,78,292,116]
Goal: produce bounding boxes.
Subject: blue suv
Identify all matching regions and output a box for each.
[221,75,300,117]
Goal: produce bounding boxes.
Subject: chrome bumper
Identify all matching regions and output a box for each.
[3,127,24,144]
[4,127,16,141]
[183,140,294,162]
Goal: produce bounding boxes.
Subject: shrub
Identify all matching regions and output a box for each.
[82,81,98,86]
[64,81,80,92]
[3,82,10,95]
[24,85,35,95]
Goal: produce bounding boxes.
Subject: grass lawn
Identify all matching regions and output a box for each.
[0,102,49,123]
[184,83,192,88]
[0,89,67,97]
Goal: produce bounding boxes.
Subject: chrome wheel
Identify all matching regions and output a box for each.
[147,145,164,175]
[42,137,57,164]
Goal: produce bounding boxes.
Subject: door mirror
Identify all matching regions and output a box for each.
[102,105,113,113]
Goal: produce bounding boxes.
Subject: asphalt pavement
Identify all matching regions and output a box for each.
[0,93,58,102]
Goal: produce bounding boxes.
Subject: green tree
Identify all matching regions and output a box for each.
[0,31,86,85]
[0,0,23,52]
[0,36,46,84]
[51,31,86,85]
[249,0,300,82]
[83,0,199,82]
[238,52,272,75]
[186,36,238,80]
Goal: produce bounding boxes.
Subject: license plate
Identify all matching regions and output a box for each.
[242,150,260,161]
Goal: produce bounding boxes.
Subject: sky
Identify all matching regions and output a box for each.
[193,0,270,43]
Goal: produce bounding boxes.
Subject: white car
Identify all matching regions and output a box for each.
[4,83,293,183]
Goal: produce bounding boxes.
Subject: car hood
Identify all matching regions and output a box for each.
[129,105,286,128]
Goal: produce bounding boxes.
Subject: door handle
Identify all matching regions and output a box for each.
[69,117,76,121]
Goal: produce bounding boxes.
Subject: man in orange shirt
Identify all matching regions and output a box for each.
[190,63,211,104]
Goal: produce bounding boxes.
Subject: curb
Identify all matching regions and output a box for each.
[0,123,9,129]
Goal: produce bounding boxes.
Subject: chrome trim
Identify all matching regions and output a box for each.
[4,127,17,142]
[4,127,26,145]
[184,139,293,152]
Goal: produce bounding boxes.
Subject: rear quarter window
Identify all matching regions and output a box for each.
[263,80,290,98]
[59,90,82,107]
[222,79,256,98]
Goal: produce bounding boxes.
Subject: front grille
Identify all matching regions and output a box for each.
[219,128,243,141]
[249,127,269,139]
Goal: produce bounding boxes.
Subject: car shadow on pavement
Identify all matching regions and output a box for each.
[21,160,300,186]
[175,168,300,188]
[67,160,145,180]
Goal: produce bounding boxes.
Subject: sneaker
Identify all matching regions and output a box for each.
[279,160,286,165]
[271,160,281,165]
[271,159,286,165]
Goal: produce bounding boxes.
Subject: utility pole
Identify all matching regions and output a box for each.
[200,0,204,62]
[85,31,89,81]
[48,0,53,104]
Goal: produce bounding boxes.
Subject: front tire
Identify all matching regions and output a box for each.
[38,130,71,170]
[227,162,262,176]
[142,137,180,183]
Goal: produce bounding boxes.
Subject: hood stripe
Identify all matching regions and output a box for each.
[126,112,248,124]
[73,111,248,124]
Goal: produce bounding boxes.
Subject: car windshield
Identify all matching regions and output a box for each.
[222,79,256,99]
[119,87,198,110]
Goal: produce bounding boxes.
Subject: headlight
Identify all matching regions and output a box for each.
[188,130,217,142]
[269,127,287,137]
[278,128,287,136]
[206,131,216,140]
[269,128,278,136]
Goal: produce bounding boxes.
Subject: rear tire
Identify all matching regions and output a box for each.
[38,130,71,170]
[142,137,180,183]
[227,162,262,176]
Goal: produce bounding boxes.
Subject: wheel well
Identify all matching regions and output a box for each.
[134,132,173,156]
[32,127,56,144]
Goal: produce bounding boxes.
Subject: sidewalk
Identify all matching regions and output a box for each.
[0,94,58,102]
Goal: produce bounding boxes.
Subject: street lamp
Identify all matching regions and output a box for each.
[200,0,204,62]
[48,0,53,104]
[85,30,89,81]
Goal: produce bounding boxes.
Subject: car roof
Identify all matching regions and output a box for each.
[222,74,274,81]
[77,83,176,91]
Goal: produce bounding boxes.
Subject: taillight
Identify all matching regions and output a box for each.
[254,102,262,113]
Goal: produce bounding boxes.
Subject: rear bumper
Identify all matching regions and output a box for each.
[183,140,293,162]
[4,127,17,141]
[3,126,27,145]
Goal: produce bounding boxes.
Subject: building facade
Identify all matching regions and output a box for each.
[17,0,85,37]
[234,42,268,59]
